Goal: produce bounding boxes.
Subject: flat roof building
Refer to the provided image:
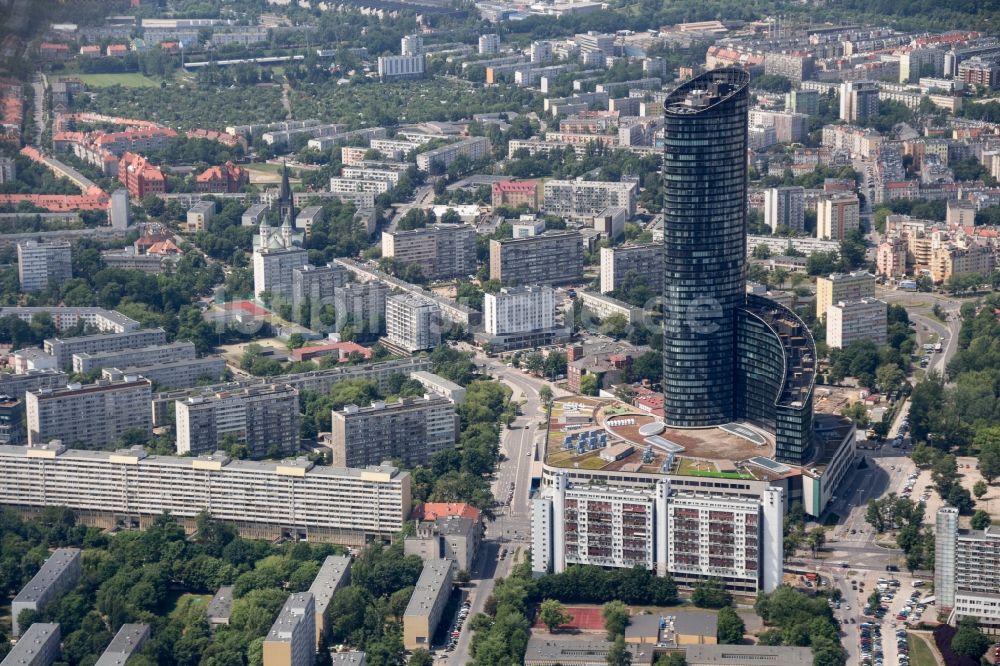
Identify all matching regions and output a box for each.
[17,240,72,293]
[381,224,476,280]
[489,231,584,286]
[330,396,457,468]
[815,271,875,321]
[11,548,81,636]
[685,645,814,666]
[308,556,352,648]
[826,298,888,349]
[207,586,235,627]
[44,327,167,369]
[1,623,61,666]
[94,623,150,666]
[403,559,454,650]
[102,356,227,390]
[26,378,152,448]
[263,593,315,666]
[599,244,663,295]
[175,384,300,458]
[72,340,195,374]
[385,294,441,354]
[409,371,466,405]
[542,179,636,218]
[0,443,411,545]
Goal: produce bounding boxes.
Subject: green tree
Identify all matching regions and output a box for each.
[974,480,988,499]
[806,527,826,555]
[717,607,745,644]
[606,635,633,666]
[951,617,990,659]
[580,373,599,396]
[977,428,1000,483]
[539,384,553,407]
[539,599,573,633]
[971,509,992,530]
[691,578,732,609]
[656,654,687,666]
[602,600,630,640]
[408,648,434,666]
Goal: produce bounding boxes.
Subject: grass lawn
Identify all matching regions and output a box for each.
[165,591,212,619]
[75,73,162,88]
[907,632,937,666]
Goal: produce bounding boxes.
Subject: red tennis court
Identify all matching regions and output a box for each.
[532,605,605,631]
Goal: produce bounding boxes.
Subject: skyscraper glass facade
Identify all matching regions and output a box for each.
[662,68,750,427]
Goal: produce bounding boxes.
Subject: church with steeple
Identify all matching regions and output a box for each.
[252,163,307,302]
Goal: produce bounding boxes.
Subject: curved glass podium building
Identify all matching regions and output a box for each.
[661,67,750,428]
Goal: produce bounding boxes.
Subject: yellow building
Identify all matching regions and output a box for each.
[403,559,454,650]
[815,271,875,321]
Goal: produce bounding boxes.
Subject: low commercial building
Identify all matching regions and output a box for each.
[2,623,61,666]
[0,443,411,544]
[826,298,887,349]
[489,231,584,285]
[403,559,454,650]
[309,556,352,648]
[409,371,466,404]
[263,593,315,666]
[599,244,663,295]
[524,636,654,666]
[17,240,72,293]
[26,378,152,448]
[685,645,813,666]
[330,396,458,468]
[94,624,150,666]
[11,548,81,636]
[405,503,483,572]
[44,327,167,369]
[385,294,441,353]
[175,384,300,457]
[207,586,235,628]
[578,291,644,326]
[73,340,195,374]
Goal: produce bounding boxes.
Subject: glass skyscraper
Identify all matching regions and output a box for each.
[661,68,816,465]
[661,68,750,427]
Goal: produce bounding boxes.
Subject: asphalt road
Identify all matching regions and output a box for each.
[443,359,565,664]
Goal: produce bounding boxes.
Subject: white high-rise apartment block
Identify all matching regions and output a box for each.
[935,506,1000,633]
[26,377,152,448]
[386,294,441,353]
[826,298,888,349]
[401,34,424,56]
[764,186,805,233]
[17,240,72,293]
[253,222,308,302]
[478,34,500,55]
[816,193,860,241]
[530,40,553,64]
[484,286,555,335]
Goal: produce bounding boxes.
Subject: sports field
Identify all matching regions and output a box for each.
[74,73,161,88]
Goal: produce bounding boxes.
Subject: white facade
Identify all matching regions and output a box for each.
[386,294,441,353]
[329,177,392,196]
[764,186,805,233]
[415,137,490,172]
[483,286,555,336]
[532,472,783,594]
[578,290,643,325]
[401,34,423,56]
[377,54,426,80]
[826,298,888,349]
[478,34,500,55]
[840,80,879,122]
[17,240,72,293]
[0,442,411,543]
[935,506,1000,632]
[542,179,637,218]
